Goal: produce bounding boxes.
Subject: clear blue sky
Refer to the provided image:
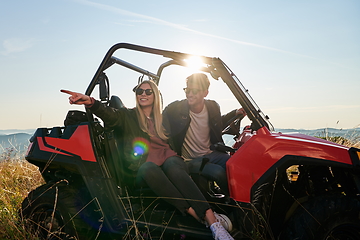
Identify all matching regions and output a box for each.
[1,0,359,130]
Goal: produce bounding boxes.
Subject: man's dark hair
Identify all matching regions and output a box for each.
[186,73,210,90]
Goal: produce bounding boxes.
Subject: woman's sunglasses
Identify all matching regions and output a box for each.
[136,88,153,95]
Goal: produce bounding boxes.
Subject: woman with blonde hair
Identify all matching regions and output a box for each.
[61,80,233,240]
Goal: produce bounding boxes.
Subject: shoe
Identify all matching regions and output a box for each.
[210,222,234,240]
[214,212,233,232]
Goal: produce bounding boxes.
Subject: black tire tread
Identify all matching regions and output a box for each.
[279,195,360,240]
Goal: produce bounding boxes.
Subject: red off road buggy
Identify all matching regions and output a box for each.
[21,43,360,240]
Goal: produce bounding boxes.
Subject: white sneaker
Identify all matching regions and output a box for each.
[210,222,234,240]
[214,212,233,232]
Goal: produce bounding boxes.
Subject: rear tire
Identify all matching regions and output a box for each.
[20,183,100,240]
[279,195,360,240]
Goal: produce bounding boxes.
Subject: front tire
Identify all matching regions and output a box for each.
[20,182,100,240]
[279,195,360,240]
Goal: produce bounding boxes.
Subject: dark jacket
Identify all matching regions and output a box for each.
[90,100,150,173]
[162,99,237,156]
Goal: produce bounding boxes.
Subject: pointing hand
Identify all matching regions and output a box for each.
[60,89,92,105]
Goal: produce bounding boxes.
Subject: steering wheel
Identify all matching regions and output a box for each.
[222,114,243,137]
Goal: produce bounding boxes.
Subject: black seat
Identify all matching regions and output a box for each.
[109,95,125,109]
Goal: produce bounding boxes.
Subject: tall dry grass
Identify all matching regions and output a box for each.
[0,149,44,239]
[321,126,360,148]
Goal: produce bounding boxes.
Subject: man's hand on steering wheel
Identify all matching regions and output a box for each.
[222,108,247,136]
[236,108,247,117]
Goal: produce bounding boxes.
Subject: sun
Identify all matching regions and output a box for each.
[184,56,206,72]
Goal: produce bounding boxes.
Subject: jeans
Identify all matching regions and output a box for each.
[136,156,210,219]
[186,151,230,195]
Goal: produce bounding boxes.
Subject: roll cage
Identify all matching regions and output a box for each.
[85,43,274,132]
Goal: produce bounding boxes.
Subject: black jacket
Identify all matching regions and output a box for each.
[162,99,237,156]
[90,100,150,173]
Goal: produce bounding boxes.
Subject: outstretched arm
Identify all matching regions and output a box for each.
[61,89,126,128]
[60,89,92,106]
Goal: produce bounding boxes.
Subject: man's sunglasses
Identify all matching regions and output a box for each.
[183,88,201,95]
[136,88,153,95]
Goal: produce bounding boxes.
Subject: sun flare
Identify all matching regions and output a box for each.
[184,56,206,72]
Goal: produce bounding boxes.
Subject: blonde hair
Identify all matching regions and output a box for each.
[135,80,167,141]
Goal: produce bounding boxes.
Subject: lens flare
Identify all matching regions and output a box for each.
[131,137,149,160]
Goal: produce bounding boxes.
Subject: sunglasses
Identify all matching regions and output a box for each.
[183,88,201,95]
[136,88,153,95]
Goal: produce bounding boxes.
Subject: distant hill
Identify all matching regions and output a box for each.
[0,133,32,160]
[275,127,360,138]
[0,129,35,135]
[223,127,360,146]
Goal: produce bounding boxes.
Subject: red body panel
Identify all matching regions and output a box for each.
[227,127,351,203]
[37,125,97,162]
